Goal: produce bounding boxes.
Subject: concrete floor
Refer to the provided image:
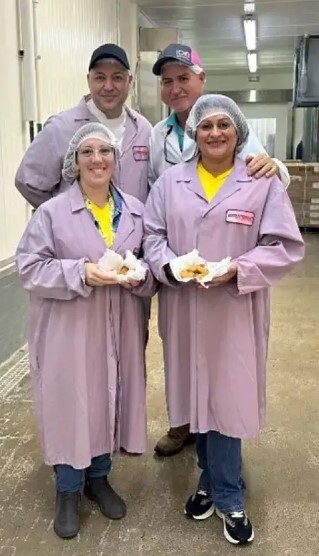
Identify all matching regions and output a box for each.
[0,234,318,556]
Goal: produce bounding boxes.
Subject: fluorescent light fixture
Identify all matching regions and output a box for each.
[247,52,258,73]
[243,17,257,51]
[244,2,255,15]
[249,89,257,102]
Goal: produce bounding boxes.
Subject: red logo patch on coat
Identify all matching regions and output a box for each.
[226,210,255,226]
[132,146,149,161]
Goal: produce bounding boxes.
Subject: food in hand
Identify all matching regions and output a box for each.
[180,264,209,280]
[118,265,130,275]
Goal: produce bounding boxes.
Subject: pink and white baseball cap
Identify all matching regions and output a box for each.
[152,43,203,75]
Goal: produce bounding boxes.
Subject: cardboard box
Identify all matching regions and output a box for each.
[289,194,304,204]
[302,203,319,227]
[289,174,305,183]
[304,202,319,213]
[305,195,319,205]
[284,162,307,177]
[305,163,319,176]
[305,177,319,189]
[288,182,306,204]
[302,218,319,228]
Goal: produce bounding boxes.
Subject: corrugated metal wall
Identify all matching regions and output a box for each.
[0,1,28,263]
[36,0,118,121]
[119,0,138,108]
[0,0,138,263]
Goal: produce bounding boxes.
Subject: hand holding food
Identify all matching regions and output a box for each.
[169,250,232,286]
[97,250,147,284]
[85,263,118,286]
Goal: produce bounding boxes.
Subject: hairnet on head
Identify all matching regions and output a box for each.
[186,94,249,151]
[62,122,120,182]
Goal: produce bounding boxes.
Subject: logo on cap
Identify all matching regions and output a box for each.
[176,49,191,62]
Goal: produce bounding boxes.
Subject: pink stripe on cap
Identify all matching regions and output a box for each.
[174,47,202,67]
[190,49,202,67]
[152,43,203,75]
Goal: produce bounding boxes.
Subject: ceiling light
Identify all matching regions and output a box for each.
[243,17,257,51]
[244,3,255,15]
[249,89,257,102]
[247,52,258,73]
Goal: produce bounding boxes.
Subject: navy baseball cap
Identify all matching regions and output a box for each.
[89,44,130,71]
[152,43,202,76]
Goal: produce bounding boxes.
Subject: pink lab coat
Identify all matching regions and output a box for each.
[16,182,156,468]
[143,157,304,439]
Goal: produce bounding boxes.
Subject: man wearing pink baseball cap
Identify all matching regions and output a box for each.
[149,43,290,457]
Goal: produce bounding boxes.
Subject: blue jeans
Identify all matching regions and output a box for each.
[55,454,112,493]
[196,431,246,513]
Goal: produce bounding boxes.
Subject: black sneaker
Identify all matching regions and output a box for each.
[184,490,215,520]
[216,509,254,544]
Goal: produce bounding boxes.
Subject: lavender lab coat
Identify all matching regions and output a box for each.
[143,158,304,439]
[15,96,152,207]
[16,183,156,469]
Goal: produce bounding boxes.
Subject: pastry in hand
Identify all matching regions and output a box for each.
[180,264,209,279]
[118,265,130,275]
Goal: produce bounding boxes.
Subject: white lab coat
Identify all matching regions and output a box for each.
[149,116,290,188]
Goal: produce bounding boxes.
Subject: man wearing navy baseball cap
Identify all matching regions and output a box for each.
[89,43,130,71]
[16,43,152,207]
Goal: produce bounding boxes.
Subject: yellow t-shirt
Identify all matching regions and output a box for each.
[85,196,115,247]
[197,162,233,202]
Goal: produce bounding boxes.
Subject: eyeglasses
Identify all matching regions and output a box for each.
[77,147,114,158]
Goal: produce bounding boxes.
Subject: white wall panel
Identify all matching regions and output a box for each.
[206,73,293,93]
[36,0,118,121]
[239,103,289,160]
[118,0,138,108]
[0,0,138,263]
[293,108,305,157]
[0,1,28,262]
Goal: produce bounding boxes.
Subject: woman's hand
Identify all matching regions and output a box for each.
[204,263,238,287]
[120,277,141,290]
[85,263,118,286]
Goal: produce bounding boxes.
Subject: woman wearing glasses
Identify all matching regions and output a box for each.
[16,123,155,539]
[143,95,304,545]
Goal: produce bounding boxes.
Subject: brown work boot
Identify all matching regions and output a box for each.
[154,424,195,456]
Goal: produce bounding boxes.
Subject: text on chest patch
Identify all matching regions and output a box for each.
[133,146,149,161]
[226,209,255,226]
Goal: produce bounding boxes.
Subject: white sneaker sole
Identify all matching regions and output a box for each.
[184,504,215,520]
[216,509,255,545]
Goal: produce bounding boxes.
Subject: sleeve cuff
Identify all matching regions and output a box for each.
[273,158,290,189]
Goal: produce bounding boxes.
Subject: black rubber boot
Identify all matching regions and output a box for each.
[84,476,126,519]
[53,491,81,539]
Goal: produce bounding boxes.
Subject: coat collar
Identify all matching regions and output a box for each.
[68,181,142,253]
[68,180,142,216]
[73,96,138,157]
[176,156,252,212]
[73,95,137,124]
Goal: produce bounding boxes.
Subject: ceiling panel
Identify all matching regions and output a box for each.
[135,0,319,74]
